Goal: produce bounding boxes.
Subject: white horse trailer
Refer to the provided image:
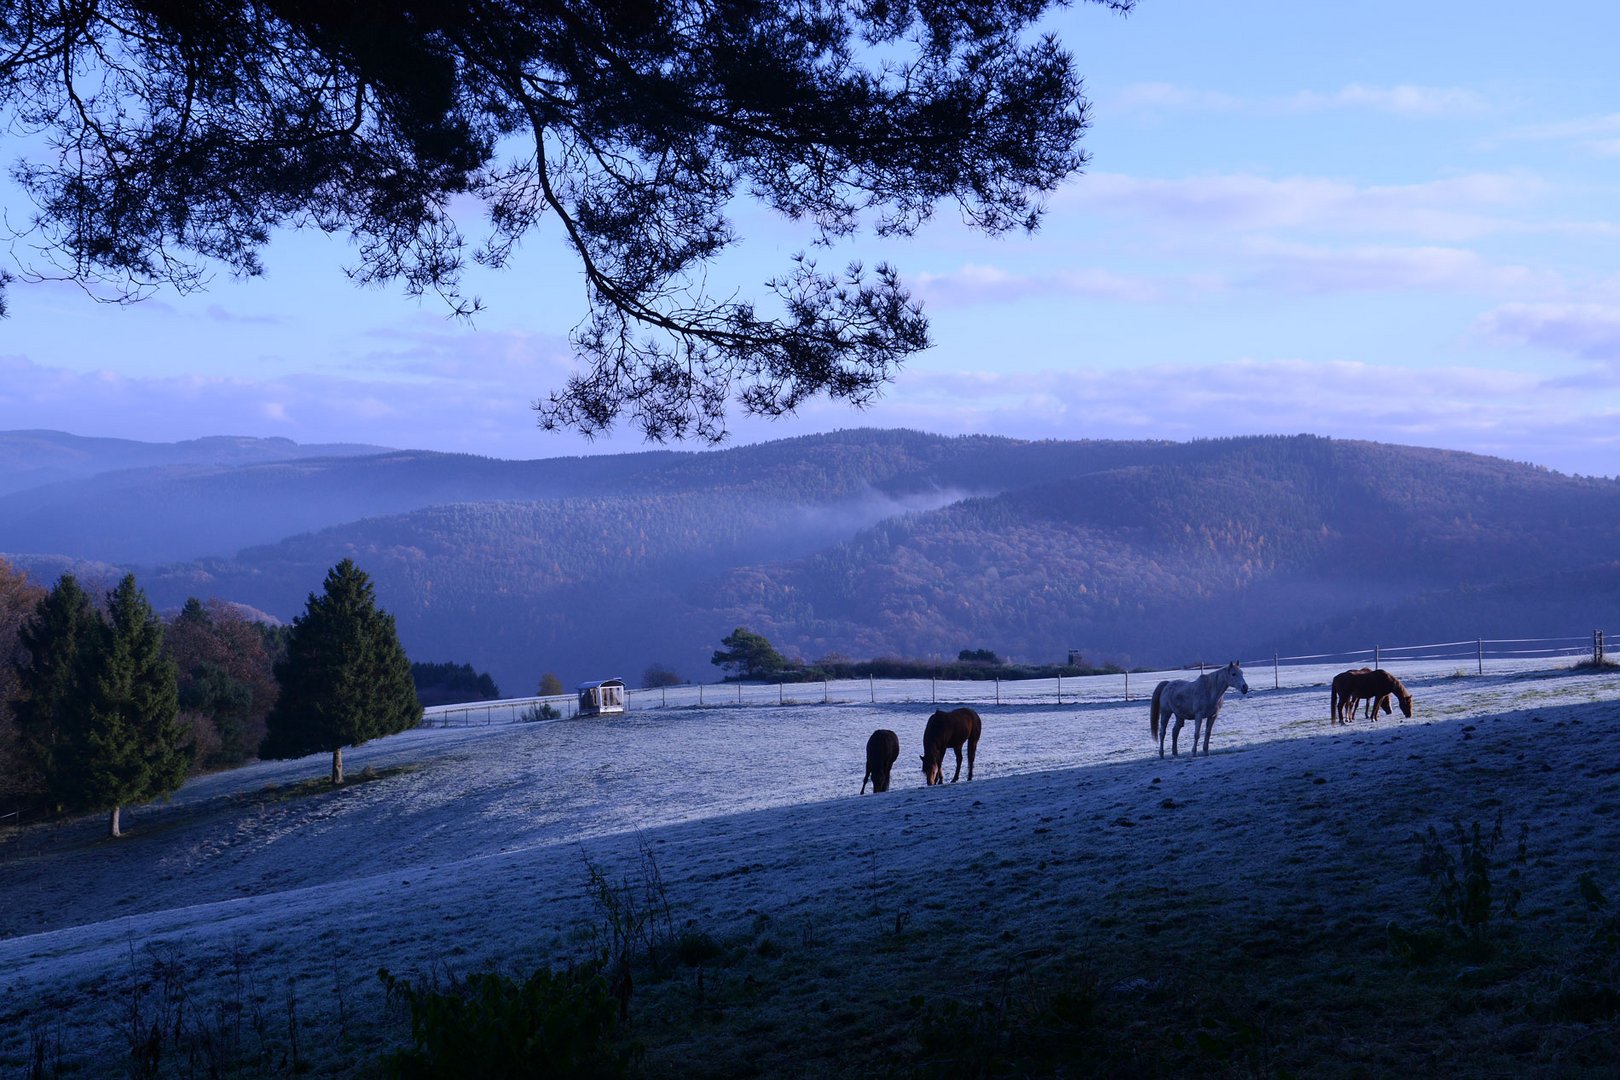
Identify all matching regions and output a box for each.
[576,678,627,717]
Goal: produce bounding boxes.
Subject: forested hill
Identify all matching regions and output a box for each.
[0,429,392,498]
[3,429,1617,694]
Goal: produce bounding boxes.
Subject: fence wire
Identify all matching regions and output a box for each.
[422,630,1611,727]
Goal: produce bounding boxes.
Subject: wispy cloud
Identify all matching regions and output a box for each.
[1284,83,1487,117]
[0,352,569,458]
[1241,241,1539,294]
[1110,82,1486,118]
[812,359,1618,478]
[1476,302,1620,362]
[909,263,1182,306]
[1498,112,1620,157]
[1061,171,1546,242]
[1110,82,1242,112]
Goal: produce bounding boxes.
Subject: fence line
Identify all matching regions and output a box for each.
[421,629,1611,728]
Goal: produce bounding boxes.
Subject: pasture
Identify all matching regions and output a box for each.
[2,661,1617,1076]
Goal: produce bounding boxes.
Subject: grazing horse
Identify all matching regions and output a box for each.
[1150,661,1250,757]
[921,707,982,785]
[1329,668,1413,725]
[861,729,901,793]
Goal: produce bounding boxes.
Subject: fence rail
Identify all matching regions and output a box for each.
[421,630,1612,728]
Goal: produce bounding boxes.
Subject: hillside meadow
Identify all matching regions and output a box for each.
[1,660,1618,1077]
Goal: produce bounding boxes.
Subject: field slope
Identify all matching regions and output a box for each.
[2,662,1617,1076]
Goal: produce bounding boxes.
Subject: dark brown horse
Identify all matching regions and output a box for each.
[1329,668,1413,725]
[861,729,900,793]
[921,707,982,785]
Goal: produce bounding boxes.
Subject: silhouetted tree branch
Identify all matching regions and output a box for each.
[0,0,1133,439]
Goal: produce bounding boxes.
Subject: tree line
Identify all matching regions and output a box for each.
[0,557,420,836]
[709,626,1126,684]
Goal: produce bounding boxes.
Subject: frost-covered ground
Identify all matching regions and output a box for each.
[2,659,1617,1074]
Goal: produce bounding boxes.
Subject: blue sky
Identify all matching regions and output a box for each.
[4,0,1619,475]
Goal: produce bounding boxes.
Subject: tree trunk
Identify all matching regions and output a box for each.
[108,805,121,838]
[332,746,344,785]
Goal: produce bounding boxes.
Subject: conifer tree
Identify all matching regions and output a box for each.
[75,575,190,838]
[12,573,98,812]
[262,560,420,784]
[711,627,789,680]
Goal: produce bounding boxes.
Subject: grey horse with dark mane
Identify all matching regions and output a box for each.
[1150,661,1250,757]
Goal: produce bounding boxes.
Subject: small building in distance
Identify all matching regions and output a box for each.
[576,677,627,717]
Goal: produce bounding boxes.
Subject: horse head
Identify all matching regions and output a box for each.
[921,752,942,786]
[1227,660,1250,695]
[1397,691,1414,718]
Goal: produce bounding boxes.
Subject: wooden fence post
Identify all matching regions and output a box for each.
[1273,652,1279,690]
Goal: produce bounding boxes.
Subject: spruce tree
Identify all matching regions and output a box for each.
[75,575,190,838]
[12,573,98,813]
[262,560,420,784]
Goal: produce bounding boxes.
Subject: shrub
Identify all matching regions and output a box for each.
[1399,816,1522,958]
[520,702,562,722]
[378,965,637,1079]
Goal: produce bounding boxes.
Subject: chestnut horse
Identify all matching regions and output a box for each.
[921,707,982,785]
[861,729,901,793]
[1150,660,1249,757]
[1329,668,1413,725]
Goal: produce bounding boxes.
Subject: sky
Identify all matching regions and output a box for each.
[3,0,1619,476]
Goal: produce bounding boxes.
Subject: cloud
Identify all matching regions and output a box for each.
[1242,241,1537,294]
[1499,113,1620,157]
[1110,82,1242,112]
[1060,171,1547,243]
[1285,84,1487,117]
[1108,82,1485,118]
[909,263,1176,306]
[738,357,1619,479]
[1476,302,1620,362]
[0,351,570,458]
[204,304,283,325]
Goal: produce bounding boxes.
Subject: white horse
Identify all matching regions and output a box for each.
[1150,661,1250,757]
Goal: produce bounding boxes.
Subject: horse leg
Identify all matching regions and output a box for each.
[949,744,963,783]
[1201,713,1215,755]
[1171,714,1184,757]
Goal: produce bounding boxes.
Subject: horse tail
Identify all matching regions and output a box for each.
[1150,681,1166,739]
[1329,682,1340,721]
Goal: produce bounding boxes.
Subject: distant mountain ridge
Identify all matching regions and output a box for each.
[0,429,395,498]
[2,428,1616,694]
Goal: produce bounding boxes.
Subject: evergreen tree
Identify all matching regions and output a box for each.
[12,573,98,812]
[710,627,789,680]
[262,560,420,784]
[74,575,190,838]
[0,559,47,806]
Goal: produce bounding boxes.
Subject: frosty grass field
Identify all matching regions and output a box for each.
[2,656,1618,1075]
